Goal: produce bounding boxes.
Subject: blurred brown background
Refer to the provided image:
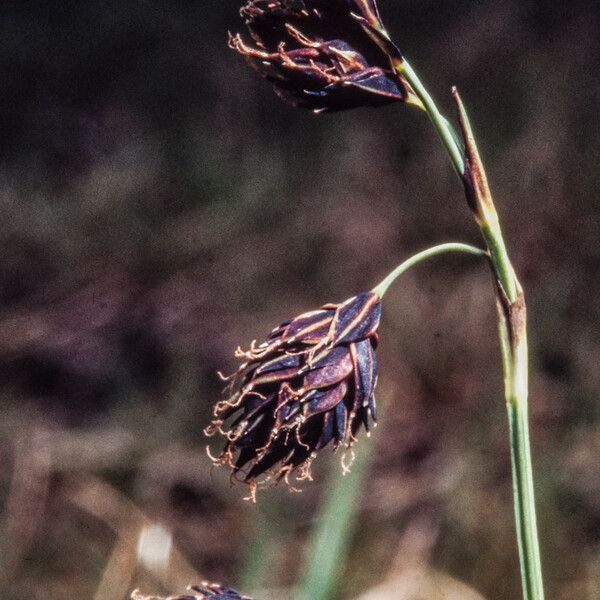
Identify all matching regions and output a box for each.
[1,1,599,599]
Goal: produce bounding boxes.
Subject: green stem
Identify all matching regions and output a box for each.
[395,58,545,599]
[499,302,544,600]
[480,222,518,301]
[401,60,465,176]
[372,242,486,298]
[299,243,483,600]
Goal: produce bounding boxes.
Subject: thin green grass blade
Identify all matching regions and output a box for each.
[295,443,371,600]
[239,504,281,594]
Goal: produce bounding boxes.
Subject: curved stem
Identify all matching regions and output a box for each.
[372,242,486,298]
[398,59,518,302]
[394,57,545,600]
[399,59,465,177]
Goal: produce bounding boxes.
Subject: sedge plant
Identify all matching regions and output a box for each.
[178,2,547,600]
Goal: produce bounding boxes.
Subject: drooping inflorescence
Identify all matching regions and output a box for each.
[230,0,420,112]
[205,292,380,498]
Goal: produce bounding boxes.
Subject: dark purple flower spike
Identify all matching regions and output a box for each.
[131,582,254,600]
[205,292,381,499]
[229,0,421,112]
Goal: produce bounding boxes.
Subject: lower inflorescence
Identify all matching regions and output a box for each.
[205,292,381,498]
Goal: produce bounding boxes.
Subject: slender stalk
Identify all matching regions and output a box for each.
[298,243,484,600]
[395,58,545,599]
[498,299,544,600]
[372,242,486,298]
[400,60,465,177]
